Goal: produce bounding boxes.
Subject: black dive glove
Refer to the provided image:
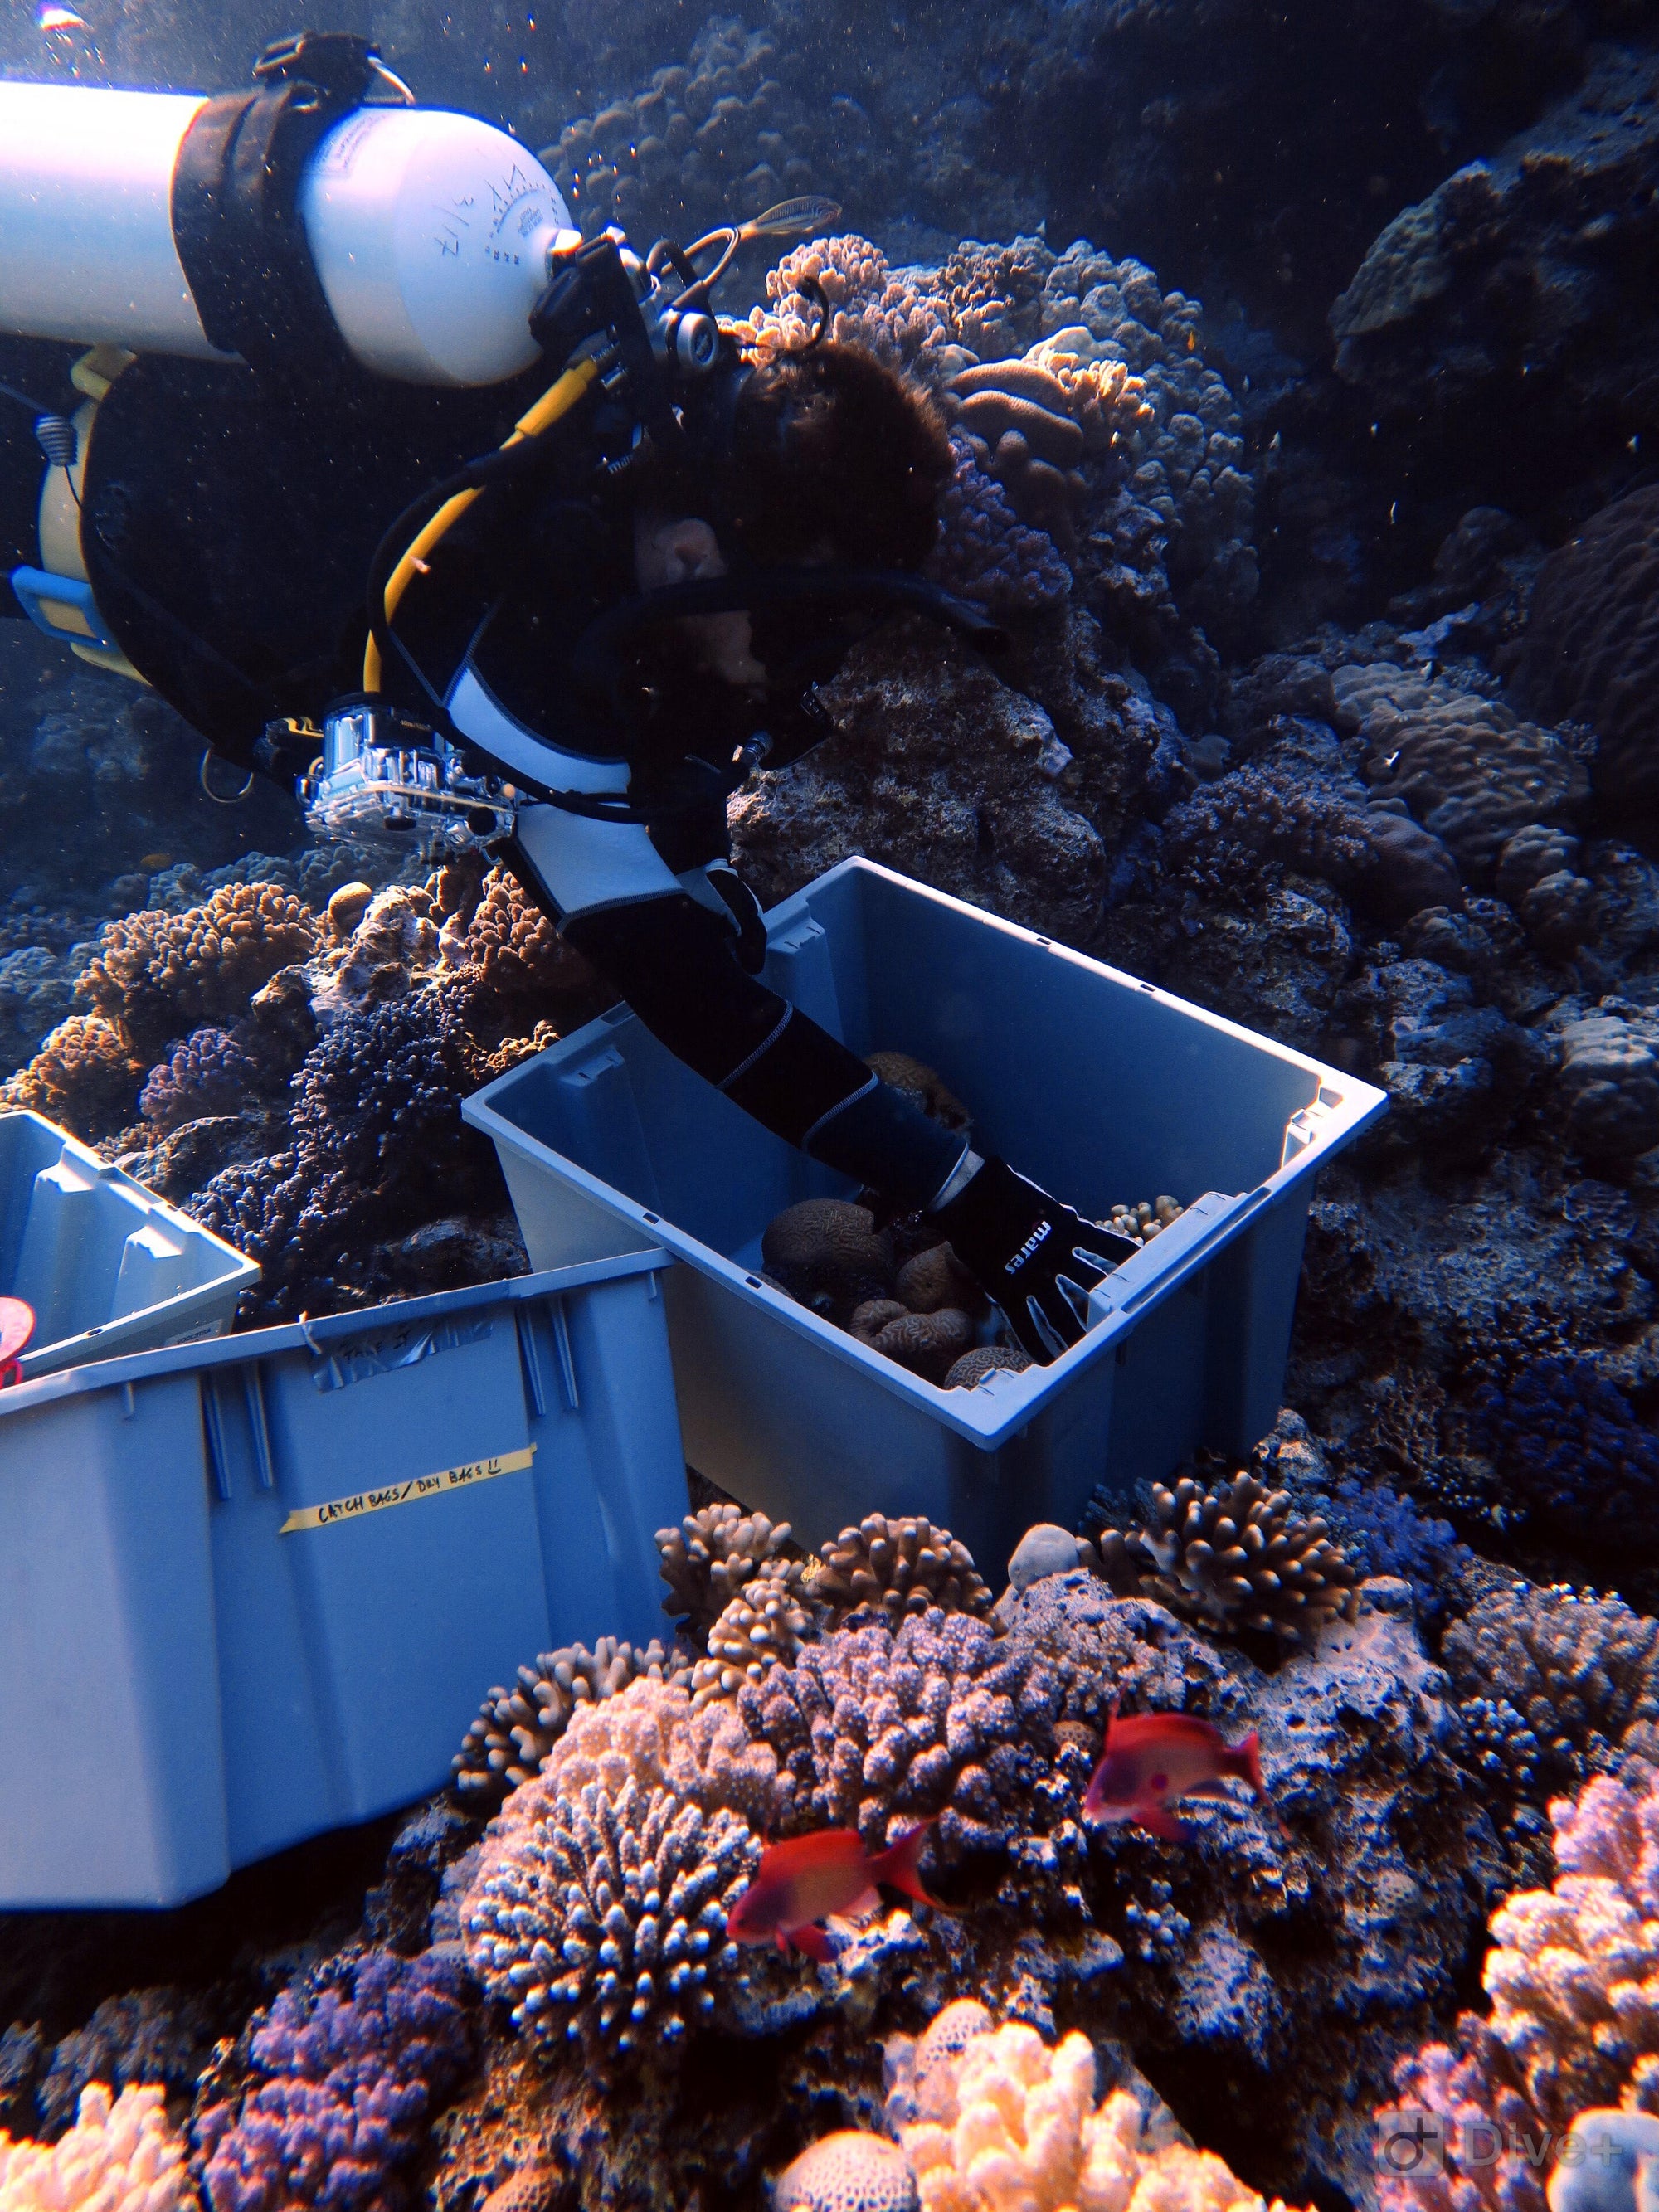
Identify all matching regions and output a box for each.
[931,1156,1140,1364]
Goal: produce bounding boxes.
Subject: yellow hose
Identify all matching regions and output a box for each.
[363,354,601,694]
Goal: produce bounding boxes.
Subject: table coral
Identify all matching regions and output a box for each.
[811,1517,994,1630]
[196,1947,474,2212]
[0,2084,193,2212]
[452,1640,688,1811]
[734,1606,1060,1857]
[1096,1470,1360,1643]
[1515,487,1659,819]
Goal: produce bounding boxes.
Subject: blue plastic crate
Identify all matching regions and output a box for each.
[0,1253,684,1908]
[465,859,1386,1580]
[0,1110,260,1378]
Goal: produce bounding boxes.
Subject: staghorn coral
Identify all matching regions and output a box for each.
[0,2084,193,2212]
[78,884,319,1059]
[811,1517,994,1629]
[196,1947,474,2212]
[890,2014,1293,2212]
[1097,1470,1360,1643]
[452,1639,687,1811]
[771,2133,917,2212]
[0,1012,145,1140]
[657,1504,800,1638]
[1515,487,1659,819]
[461,1756,760,2069]
[735,1605,1059,1857]
[689,1577,819,1712]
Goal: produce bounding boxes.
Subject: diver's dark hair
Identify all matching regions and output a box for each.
[721,342,952,571]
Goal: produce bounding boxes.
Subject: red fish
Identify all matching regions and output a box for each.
[726,1821,948,1963]
[1082,1708,1271,1842]
[0,1297,34,1388]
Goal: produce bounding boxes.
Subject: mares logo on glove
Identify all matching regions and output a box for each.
[1005,1219,1053,1273]
[932,1156,1139,1366]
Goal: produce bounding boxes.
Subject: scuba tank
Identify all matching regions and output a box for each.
[0,32,577,387]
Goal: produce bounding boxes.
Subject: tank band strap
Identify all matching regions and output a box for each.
[170,32,379,375]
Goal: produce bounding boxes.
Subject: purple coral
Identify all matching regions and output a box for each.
[1469,1353,1659,1548]
[140,1025,262,1130]
[734,1605,1061,1858]
[197,1947,474,2212]
[927,431,1072,613]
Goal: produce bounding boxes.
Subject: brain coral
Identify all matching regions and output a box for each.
[1096,1469,1360,1643]
[452,1637,687,1811]
[79,884,319,1058]
[0,2083,192,2212]
[1515,487,1659,818]
[890,2013,1298,2212]
[735,1606,1060,1858]
[196,1947,474,2212]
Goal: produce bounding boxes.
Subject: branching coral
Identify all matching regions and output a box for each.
[462,1725,761,2070]
[34,1990,213,2141]
[732,236,958,378]
[1380,1760,1659,2212]
[1096,1471,1360,1642]
[79,885,319,1059]
[1445,1587,1659,1796]
[1467,1351,1659,1539]
[452,1638,687,1811]
[437,868,597,1042]
[196,1947,474,2212]
[0,2084,193,2212]
[139,1026,263,1130]
[735,1606,1059,1857]
[689,1574,818,1711]
[0,1013,145,1140]
[927,431,1073,614]
[810,1516,994,1629]
[889,2013,1290,2212]
[656,1504,800,1637]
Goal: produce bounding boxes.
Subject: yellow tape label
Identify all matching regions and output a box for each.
[278,1446,535,1535]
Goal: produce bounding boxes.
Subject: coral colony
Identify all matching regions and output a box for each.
[7,0,1659,2205]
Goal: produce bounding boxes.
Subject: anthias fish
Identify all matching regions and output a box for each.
[1083,1709,1270,1842]
[726,1821,947,1962]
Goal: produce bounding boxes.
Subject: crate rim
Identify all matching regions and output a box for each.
[463,858,1387,1451]
[0,1248,670,1418]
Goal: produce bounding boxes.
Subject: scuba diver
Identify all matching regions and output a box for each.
[0,32,1135,1363]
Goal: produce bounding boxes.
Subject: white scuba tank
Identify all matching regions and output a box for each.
[0,82,576,386]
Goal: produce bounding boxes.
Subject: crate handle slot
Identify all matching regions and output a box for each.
[515,1305,549,1418]
[242,1364,275,1491]
[549,1297,580,1412]
[199,1373,231,1503]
